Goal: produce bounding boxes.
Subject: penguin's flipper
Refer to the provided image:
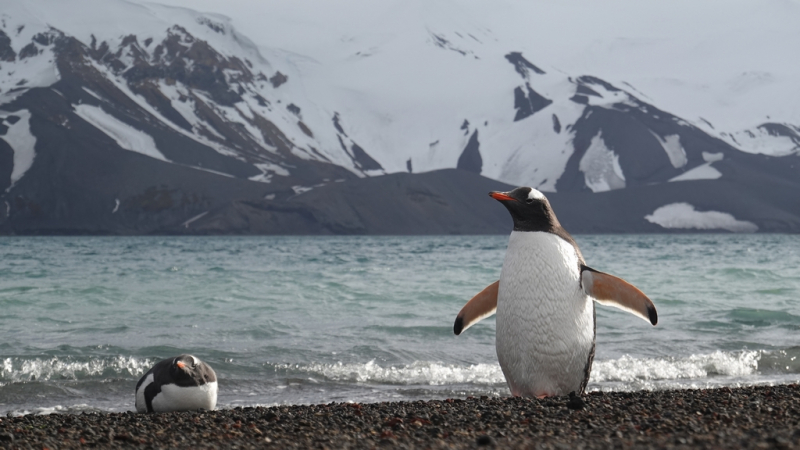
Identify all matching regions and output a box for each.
[581,266,657,325]
[454,280,499,335]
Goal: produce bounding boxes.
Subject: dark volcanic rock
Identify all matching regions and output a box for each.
[18,42,39,59]
[269,71,287,88]
[350,142,383,171]
[0,29,16,61]
[0,139,13,192]
[286,103,300,116]
[505,51,546,77]
[575,83,602,97]
[577,75,621,92]
[552,114,561,133]
[333,112,347,135]
[456,130,482,174]
[513,83,552,122]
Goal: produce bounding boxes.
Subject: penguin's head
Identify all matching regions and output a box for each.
[171,354,216,385]
[489,187,559,232]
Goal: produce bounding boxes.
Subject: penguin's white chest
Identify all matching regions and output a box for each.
[151,382,218,412]
[135,374,218,413]
[496,231,594,397]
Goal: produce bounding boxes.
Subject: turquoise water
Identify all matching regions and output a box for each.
[1,235,799,415]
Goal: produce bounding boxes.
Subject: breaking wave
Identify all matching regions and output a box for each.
[589,349,800,391]
[7,404,112,417]
[0,356,152,383]
[274,360,506,386]
[274,349,800,391]
[591,350,760,383]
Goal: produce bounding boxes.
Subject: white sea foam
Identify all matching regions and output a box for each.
[278,351,769,390]
[591,350,760,384]
[282,360,506,386]
[0,356,152,382]
[6,404,109,417]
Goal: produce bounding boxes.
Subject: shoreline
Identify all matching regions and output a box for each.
[2,384,799,449]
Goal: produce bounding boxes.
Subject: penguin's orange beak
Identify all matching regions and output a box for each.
[176,361,186,369]
[489,191,516,202]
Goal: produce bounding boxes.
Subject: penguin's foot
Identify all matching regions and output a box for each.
[566,391,586,410]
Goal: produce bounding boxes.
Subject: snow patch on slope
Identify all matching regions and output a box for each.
[582,81,637,109]
[0,109,37,189]
[723,125,800,157]
[250,163,289,182]
[669,163,722,182]
[74,104,167,161]
[579,132,625,192]
[652,133,687,168]
[645,203,757,233]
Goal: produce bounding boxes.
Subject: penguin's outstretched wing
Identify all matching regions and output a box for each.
[581,266,658,326]
[454,280,499,335]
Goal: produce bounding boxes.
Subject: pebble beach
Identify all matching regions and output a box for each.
[2,384,799,449]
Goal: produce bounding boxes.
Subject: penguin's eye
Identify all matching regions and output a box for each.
[525,198,534,204]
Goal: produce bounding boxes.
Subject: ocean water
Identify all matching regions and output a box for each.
[1,234,799,416]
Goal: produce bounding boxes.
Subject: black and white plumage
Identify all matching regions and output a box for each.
[135,355,218,413]
[454,187,657,398]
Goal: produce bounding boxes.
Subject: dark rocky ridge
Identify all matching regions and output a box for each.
[2,384,800,449]
[170,167,800,235]
[3,165,800,235]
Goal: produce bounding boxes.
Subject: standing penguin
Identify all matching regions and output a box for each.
[135,355,218,413]
[454,187,657,398]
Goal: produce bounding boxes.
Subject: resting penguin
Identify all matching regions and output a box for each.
[454,187,657,398]
[135,355,218,413]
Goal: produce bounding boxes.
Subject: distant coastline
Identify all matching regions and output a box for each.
[2,170,798,236]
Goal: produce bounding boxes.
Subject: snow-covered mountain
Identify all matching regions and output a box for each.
[1,0,798,234]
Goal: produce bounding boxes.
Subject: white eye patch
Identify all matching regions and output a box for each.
[527,188,545,201]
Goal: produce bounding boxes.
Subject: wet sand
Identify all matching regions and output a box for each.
[2,384,799,449]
